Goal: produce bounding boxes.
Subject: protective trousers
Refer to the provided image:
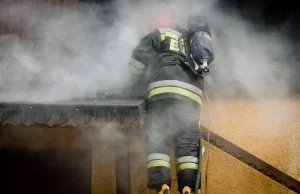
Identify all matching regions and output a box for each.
[145,98,201,193]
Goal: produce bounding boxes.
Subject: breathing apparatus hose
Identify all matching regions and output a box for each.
[194,90,211,194]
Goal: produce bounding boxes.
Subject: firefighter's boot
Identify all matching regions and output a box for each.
[157,184,170,194]
[182,186,199,194]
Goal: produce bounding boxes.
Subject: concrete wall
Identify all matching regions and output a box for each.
[201,98,300,182]
[1,98,299,194]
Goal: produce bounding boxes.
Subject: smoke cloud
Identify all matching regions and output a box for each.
[0,0,297,102]
[0,0,299,190]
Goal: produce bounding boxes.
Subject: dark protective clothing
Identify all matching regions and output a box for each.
[145,99,201,192]
[128,15,214,193]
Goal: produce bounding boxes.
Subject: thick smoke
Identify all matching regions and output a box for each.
[0,1,143,102]
[0,0,296,102]
[207,13,293,98]
[0,0,299,189]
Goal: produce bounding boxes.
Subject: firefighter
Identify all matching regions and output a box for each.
[128,10,214,194]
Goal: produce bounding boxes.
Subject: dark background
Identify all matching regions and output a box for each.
[0,148,92,194]
[79,0,300,41]
[218,0,300,41]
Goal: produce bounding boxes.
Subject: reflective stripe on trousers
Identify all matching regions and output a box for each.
[147,153,171,169]
[148,80,203,105]
[176,156,199,173]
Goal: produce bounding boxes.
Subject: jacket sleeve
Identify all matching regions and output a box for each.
[128,30,161,84]
[187,14,215,65]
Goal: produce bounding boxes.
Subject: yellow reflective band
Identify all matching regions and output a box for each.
[159,29,186,55]
[176,163,198,172]
[161,33,166,41]
[149,87,202,105]
[180,39,186,55]
[170,39,179,52]
[160,32,179,41]
[165,31,179,40]
[147,160,171,169]
[159,28,182,37]
[148,80,202,97]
